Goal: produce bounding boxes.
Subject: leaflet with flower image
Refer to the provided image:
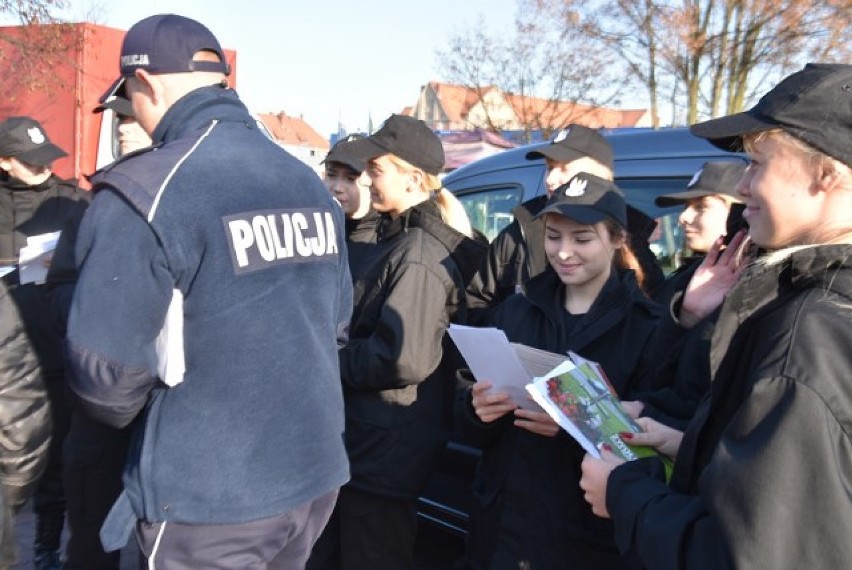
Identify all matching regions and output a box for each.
[525,358,656,461]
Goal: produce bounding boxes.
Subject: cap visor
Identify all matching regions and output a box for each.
[536,204,607,224]
[94,97,135,117]
[99,77,127,103]
[322,157,365,174]
[654,189,715,207]
[16,144,67,167]
[346,137,393,163]
[690,111,779,152]
[525,145,584,163]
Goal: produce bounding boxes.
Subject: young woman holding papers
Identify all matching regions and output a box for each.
[455,172,661,569]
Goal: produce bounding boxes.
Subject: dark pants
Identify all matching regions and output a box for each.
[136,489,338,570]
[0,491,16,568]
[32,376,71,553]
[63,412,134,570]
[307,486,418,570]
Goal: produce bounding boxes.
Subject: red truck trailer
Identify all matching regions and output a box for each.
[0,22,237,186]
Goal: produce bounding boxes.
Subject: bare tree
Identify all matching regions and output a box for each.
[0,0,82,98]
[580,0,851,124]
[435,2,625,140]
[436,21,505,132]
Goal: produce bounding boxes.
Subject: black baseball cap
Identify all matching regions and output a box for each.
[691,63,852,167]
[323,134,367,174]
[655,162,746,207]
[347,114,445,175]
[526,124,614,170]
[0,116,67,167]
[94,97,135,118]
[101,14,231,102]
[536,173,627,227]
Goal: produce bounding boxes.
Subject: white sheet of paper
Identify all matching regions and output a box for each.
[155,289,186,387]
[448,324,541,409]
[18,231,61,285]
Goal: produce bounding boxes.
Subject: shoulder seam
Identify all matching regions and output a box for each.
[148,120,219,222]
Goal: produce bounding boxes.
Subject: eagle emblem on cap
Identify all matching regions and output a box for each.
[553,127,570,143]
[687,169,703,188]
[564,177,587,197]
[27,127,45,145]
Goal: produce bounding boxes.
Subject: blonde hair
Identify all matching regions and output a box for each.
[385,154,473,237]
[743,129,852,245]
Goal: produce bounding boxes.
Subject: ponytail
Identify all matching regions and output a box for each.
[603,219,646,291]
[385,154,474,237]
[435,188,473,237]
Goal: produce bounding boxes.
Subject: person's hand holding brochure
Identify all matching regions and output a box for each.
[526,356,660,462]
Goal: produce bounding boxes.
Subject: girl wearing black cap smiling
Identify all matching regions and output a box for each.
[580,63,852,569]
[308,114,485,570]
[455,172,661,569]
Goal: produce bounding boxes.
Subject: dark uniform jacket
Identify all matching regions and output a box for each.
[66,85,351,549]
[339,199,483,500]
[465,195,547,325]
[607,245,852,569]
[0,279,51,507]
[638,258,712,430]
[344,208,379,283]
[0,173,88,379]
[456,267,661,570]
[0,280,51,563]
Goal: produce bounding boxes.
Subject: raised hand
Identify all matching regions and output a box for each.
[680,229,751,328]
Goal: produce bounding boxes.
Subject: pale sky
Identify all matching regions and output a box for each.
[56,0,520,137]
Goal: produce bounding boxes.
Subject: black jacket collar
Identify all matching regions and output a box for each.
[522,266,658,352]
[377,199,487,285]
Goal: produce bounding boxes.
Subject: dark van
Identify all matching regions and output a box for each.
[418,127,745,536]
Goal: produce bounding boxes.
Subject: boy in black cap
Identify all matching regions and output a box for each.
[94,97,152,158]
[324,134,370,219]
[465,124,661,323]
[322,134,379,280]
[65,14,351,568]
[0,115,88,570]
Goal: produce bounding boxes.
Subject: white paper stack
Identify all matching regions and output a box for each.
[18,231,61,285]
[448,324,564,410]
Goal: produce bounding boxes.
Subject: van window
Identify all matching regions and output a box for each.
[455,186,524,242]
[617,178,688,273]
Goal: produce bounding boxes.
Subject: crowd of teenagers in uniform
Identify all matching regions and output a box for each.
[0,11,850,570]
